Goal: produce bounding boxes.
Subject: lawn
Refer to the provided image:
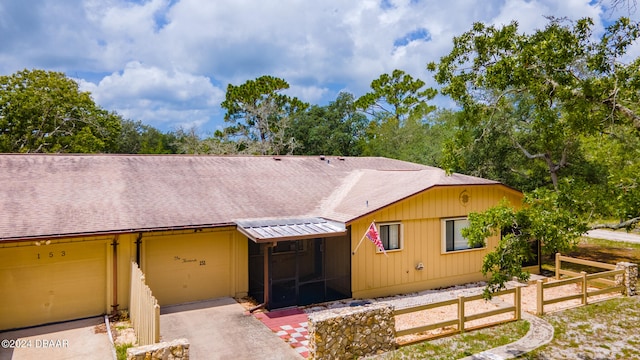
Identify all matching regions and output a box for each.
[370,320,530,360]
[377,235,640,359]
[523,296,640,359]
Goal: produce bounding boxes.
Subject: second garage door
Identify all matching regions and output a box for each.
[144,231,232,306]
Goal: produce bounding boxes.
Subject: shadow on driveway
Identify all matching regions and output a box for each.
[0,317,113,360]
[160,297,300,360]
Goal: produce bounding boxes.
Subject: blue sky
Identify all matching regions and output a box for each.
[0,0,636,134]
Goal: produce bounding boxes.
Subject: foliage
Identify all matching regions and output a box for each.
[115,342,134,360]
[0,69,122,153]
[429,17,640,188]
[220,75,308,155]
[116,119,177,154]
[355,69,436,122]
[287,92,368,156]
[463,193,588,296]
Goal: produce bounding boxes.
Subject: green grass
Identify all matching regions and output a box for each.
[521,290,640,359]
[532,235,640,358]
[115,343,134,360]
[372,320,530,360]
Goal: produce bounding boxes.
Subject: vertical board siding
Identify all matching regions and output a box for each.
[351,185,523,299]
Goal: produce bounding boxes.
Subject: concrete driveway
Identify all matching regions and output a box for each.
[585,229,640,243]
[160,297,300,360]
[0,317,113,360]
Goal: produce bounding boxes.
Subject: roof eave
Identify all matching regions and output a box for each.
[0,222,237,243]
[344,182,519,225]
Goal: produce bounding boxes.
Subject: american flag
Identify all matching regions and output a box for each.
[366,222,387,255]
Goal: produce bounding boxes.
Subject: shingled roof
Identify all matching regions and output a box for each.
[0,154,501,241]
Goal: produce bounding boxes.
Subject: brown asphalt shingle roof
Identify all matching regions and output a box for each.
[0,154,501,241]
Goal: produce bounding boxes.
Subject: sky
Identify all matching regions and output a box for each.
[0,0,637,134]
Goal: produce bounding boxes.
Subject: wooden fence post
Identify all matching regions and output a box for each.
[515,286,522,321]
[536,279,544,316]
[458,296,465,333]
[581,271,588,305]
[556,253,561,280]
[154,303,160,343]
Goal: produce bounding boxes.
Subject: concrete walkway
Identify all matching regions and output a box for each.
[160,297,300,360]
[463,312,554,360]
[584,229,640,244]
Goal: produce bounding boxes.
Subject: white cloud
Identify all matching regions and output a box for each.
[285,85,329,104]
[1,0,632,132]
[78,61,224,129]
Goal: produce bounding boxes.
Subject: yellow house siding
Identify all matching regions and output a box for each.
[350,184,523,299]
[232,230,249,298]
[115,233,136,311]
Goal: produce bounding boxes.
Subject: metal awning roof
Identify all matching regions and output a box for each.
[236,217,347,243]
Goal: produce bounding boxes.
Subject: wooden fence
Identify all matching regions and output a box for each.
[536,253,625,315]
[394,286,522,344]
[130,262,160,346]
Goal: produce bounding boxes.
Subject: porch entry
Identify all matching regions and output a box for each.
[238,218,351,310]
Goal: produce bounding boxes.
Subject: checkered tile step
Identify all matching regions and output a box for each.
[276,322,309,357]
[254,309,310,358]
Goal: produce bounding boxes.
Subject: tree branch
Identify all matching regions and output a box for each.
[591,216,640,230]
[513,141,547,160]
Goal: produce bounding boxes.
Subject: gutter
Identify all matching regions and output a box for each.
[0,222,236,243]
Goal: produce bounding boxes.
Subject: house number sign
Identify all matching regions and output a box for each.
[173,256,206,266]
[37,251,66,259]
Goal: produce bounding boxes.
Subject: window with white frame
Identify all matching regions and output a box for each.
[442,218,483,252]
[379,222,402,251]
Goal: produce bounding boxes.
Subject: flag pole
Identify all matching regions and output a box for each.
[351,232,368,255]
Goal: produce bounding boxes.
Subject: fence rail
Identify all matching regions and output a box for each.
[536,254,626,315]
[394,286,522,342]
[130,262,160,346]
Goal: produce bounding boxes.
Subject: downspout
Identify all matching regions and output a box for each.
[135,233,142,266]
[111,236,119,315]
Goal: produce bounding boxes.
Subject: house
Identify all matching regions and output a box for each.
[0,154,531,331]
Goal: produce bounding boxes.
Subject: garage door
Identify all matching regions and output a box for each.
[0,240,107,331]
[144,231,231,306]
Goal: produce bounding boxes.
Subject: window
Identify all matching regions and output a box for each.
[443,218,483,253]
[379,223,402,251]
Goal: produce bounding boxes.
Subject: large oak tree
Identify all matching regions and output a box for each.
[0,69,122,153]
[429,17,640,295]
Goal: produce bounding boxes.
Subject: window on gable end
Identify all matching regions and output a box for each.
[379,222,402,252]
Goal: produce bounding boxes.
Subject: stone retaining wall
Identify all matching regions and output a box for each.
[308,303,395,360]
[127,338,189,360]
[615,262,638,296]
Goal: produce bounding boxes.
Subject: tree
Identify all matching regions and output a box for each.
[288,92,367,156]
[116,119,176,154]
[429,17,640,294]
[0,69,121,153]
[355,69,436,122]
[356,69,437,162]
[220,75,307,155]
